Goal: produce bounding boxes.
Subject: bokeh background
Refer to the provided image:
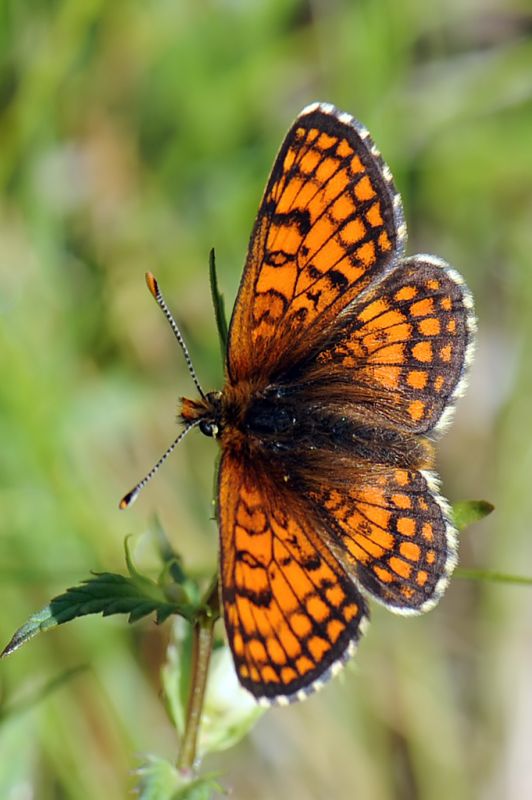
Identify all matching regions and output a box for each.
[1,1,531,798]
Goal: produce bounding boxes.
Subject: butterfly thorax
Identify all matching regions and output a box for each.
[180,379,270,439]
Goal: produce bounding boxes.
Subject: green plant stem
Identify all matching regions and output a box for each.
[455,567,532,586]
[177,578,220,772]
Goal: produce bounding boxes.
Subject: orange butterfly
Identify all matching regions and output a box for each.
[122,103,476,705]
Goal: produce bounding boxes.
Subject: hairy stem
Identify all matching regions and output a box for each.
[177,577,220,772]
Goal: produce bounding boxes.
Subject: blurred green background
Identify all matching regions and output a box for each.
[1,1,531,798]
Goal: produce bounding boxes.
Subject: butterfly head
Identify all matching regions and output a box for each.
[181,391,223,439]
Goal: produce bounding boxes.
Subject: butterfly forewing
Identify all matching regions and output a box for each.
[227,102,406,384]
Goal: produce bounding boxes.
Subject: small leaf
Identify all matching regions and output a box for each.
[153,517,188,585]
[452,500,494,532]
[124,535,160,591]
[135,755,221,800]
[1,572,190,658]
[209,248,228,359]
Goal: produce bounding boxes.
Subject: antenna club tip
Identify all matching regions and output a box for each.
[145,272,159,299]
[119,488,139,510]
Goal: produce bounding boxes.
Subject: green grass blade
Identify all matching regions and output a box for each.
[209,248,228,362]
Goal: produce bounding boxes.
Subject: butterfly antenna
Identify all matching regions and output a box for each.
[145,272,206,400]
[119,420,201,509]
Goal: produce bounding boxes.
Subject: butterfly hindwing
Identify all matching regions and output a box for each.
[305,466,456,613]
[227,102,406,383]
[301,254,476,435]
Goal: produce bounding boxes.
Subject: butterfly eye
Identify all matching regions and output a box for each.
[199,420,218,438]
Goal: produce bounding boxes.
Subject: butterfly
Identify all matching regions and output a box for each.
[122,102,476,706]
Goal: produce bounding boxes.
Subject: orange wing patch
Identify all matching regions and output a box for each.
[228,104,405,383]
[311,255,475,434]
[308,468,456,613]
[218,449,369,704]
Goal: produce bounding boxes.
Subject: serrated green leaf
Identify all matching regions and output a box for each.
[452,499,494,532]
[1,572,191,658]
[157,605,182,624]
[176,778,222,800]
[135,756,221,800]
